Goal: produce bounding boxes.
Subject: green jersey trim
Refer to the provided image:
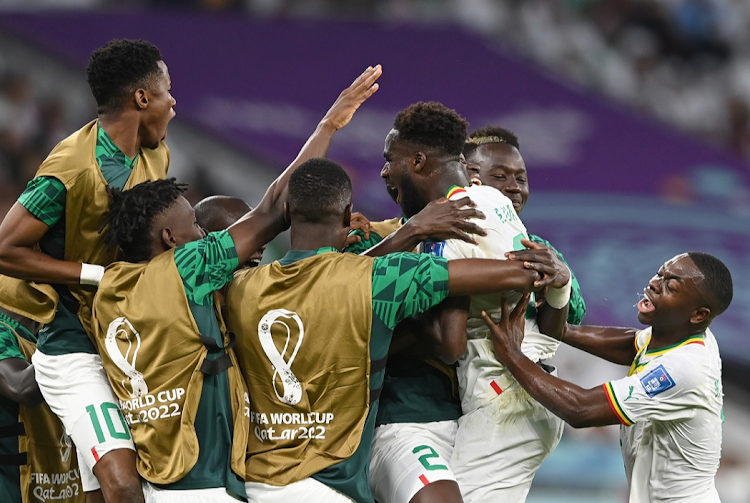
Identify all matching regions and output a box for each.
[275,248,450,502]
[158,231,244,497]
[174,230,239,307]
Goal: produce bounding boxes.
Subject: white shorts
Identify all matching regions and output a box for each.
[450,370,564,503]
[32,351,136,492]
[245,477,355,503]
[142,481,243,502]
[370,420,458,503]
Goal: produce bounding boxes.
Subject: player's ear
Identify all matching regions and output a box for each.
[690,306,711,326]
[413,152,427,173]
[343,204,353,228]
[134,88,149,110]
[161,227,178,249]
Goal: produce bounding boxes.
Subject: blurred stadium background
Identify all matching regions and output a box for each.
[1,1,749,501]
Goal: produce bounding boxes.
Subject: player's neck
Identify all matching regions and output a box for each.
[648,325,705,351]
[428,164,470,201]
[289,225,345,253]
[98,114,141,159]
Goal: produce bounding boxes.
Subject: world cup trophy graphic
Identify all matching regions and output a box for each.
[105,317,148,398]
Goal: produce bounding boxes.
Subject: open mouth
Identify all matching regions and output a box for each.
[386,184,400,205]
[637,289,656,313]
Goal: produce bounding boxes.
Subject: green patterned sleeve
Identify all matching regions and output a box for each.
[17,176,67,227]
[173,230,240,306]
[0,326,24,363]
[371,252,450,330]
[344,231,384,255]
[528,234,587,325]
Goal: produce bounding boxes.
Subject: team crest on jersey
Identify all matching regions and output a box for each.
[423,240,446,257]
[104,317,149,398]
[640,364,675,397]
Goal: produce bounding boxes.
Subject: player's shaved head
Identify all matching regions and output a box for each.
[194,195,251,233]
[288,158,351,224]
[686,252,733,317]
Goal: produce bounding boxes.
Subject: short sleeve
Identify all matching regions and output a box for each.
[372,253,450,330]
[0,326,24,362]
[603,354,703,426]
[17,176,67,227]
[173,230,239,305]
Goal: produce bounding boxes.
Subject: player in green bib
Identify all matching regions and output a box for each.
[0,306,85,503]
[0,38,174,503]
[225,158,569,503]
[91,66,382,503]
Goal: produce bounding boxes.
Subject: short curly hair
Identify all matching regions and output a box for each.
[104,178,187,263]
[464,125,520,159]
[393,102,468,156]
[288,158,351,223]
[86,39,163,112]
[687,252,733,318]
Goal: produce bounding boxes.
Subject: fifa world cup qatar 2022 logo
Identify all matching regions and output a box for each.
[258,309,304,406]
[104,317,149,399]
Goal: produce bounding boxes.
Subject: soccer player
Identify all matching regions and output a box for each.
[91,65,382,503]
[0,38,174,503]
[346,196,490,503]
[226,158,568,503]
[371,102,572,503]
[0,306,85,503]
[194,195,265,267]
[485,252,732,503]
[444,126,588,501]
[463,125,586,326]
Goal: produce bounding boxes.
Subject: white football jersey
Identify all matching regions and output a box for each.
[419,184,562,412]
[604,328,723,503]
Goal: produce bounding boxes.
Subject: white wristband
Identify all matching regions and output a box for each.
[546,274,572,309]
[80,263,105,286]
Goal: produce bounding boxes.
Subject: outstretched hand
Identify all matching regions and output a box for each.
[408,196,487,245]
[506,239,570,289]
[346,212,372,246]
[481,293,530,364]
[321,65,382,131]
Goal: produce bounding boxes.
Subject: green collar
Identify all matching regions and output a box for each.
[97,124,138,169]
[278,247,339,266]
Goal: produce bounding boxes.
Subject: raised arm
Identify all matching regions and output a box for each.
[252,65,381,218]
[230,65,381,262]
[562,324,638,366]
[485,294,620,428]
[362,197,486,256]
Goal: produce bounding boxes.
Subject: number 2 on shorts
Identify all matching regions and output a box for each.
[85,403,131,443]
[413,445,448,471]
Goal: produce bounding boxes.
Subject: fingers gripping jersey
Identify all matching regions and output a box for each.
[419,185,539,412]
